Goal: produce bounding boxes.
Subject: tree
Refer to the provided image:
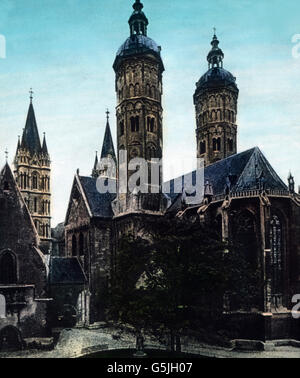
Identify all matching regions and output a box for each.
[106,216,260,349]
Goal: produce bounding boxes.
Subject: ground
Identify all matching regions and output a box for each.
[1,327,300,358]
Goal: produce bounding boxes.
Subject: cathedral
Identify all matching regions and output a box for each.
[0,0,300,349]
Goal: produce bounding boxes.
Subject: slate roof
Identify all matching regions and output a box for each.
[79,176,116,218]
[49,257,86,285]
[163,147,287,204]
[101,120,116,162]
[21,103,42,154]
[76,147,287,217]
[196,67,238,91]
[114,34,164,71]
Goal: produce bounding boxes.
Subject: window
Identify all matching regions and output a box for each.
[0,252,17,284]
[200,141,206,154]
[270,214,284,295]
[72,235,77,257]
[213,137,221,152]
[34,198,38,213]
[79,233,84,256]
[234,211,257,267]
[228,138,234,152]
[130,116,139,132]
[0,295,5,318]
[120,121,124,136]
[32,173,38,189]
[147,117,155,132]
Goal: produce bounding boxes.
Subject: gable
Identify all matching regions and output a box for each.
[65,177,91,226]
[0,163,39,247]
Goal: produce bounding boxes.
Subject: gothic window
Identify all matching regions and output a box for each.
[234,211,258,267]
[120,121,124,136]
[34,197,38,213]
[79,233,84,256]
[228,138,234,152]
[0,295,5,318]
[0,252,17,284]
[134,83,140,96]
[200,141,206,155]
[270,214,284,295]
[72,235,77,257]
[32,173,38,190]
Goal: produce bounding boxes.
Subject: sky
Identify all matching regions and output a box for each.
[0,0,299,226]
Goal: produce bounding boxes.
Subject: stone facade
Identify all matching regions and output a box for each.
[194,33,239,166]
[14,100,51,253]
[0,163,50,350]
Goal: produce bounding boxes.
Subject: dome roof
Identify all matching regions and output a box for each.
[116,34,161,58]
[196,67,237,90]
[114,34,163,71]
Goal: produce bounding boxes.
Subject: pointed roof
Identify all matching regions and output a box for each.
[101,114,116,163]
[41,132,48,154]
[21,102,42,154]
[91,151,99,178]
[0,162,40,245]
[164,147,287,205]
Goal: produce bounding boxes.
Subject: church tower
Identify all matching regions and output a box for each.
[194,31,239,166]
[113,0,165,215]
[14,91,51,253]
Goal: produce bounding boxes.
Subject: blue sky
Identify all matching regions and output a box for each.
[0,0,299,226]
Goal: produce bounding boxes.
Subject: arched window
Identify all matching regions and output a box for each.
[130,116,139,132]
[0,252,17,284]
[234,211,258,267]
[270,214,284,296]
[213,138,221,152]
[32,173,38,190]
[0,294,5,318]
[79,233,84,256]
[228,138,234,152]
[72,235,77,257]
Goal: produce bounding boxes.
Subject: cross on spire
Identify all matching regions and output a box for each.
[106,109,110,122]
[5,148,8,162]
[29,88,34,103]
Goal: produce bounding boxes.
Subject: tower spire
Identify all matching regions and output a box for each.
[129,0,148,36]
[207,29,224,69]
[29,88,34,104]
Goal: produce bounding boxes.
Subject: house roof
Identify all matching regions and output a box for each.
[49,257,86,285]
